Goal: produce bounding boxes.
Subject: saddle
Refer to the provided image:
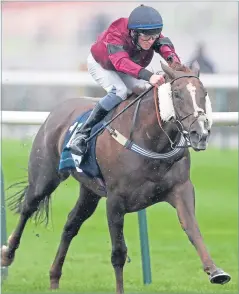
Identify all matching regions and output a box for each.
[59,110,107,180]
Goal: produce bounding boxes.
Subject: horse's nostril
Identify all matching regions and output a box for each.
[201,132,208,141]
[190,131,198,137]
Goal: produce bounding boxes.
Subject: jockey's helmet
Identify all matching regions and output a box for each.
[128,4,163,35]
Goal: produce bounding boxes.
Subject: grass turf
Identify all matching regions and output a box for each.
[1,139,238,293]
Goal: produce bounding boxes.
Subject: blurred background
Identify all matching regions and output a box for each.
[2,1,238,148]
[1,2,238,293]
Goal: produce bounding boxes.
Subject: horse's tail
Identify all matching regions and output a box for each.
[6,180,28,214]
[6,180,52,226]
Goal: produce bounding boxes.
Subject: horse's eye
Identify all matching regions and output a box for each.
[173,90,182,99]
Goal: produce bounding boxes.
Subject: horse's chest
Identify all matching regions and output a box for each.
[123,157,190,212]
[149,157,190,189]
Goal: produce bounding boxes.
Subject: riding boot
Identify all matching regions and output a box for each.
[70,102,109,156]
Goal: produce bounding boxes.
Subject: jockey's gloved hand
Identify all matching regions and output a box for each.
[149,74,165,87]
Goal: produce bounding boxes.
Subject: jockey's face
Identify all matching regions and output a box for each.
[137,33,160,50]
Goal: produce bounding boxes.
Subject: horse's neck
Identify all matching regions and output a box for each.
[144,120,178,153]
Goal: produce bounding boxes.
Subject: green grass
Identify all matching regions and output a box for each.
[1,140,238,293]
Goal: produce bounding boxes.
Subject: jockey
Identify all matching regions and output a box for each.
[70,4,181,156]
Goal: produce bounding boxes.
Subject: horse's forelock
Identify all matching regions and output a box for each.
[170,63,191,73]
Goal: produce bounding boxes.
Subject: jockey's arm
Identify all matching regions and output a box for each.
[153,33,181,65]
[106,28,154,82]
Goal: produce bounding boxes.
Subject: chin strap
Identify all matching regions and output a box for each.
[130,30,144,50]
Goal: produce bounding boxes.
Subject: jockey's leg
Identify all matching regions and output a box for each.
[118,72,151,94]
[70,53,128,156]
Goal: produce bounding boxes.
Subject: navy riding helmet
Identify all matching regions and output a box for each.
[128,4,163,35]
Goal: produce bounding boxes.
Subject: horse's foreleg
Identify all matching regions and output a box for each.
[167,179,231,285]
[49,184,101,289]
[106,195,127,294]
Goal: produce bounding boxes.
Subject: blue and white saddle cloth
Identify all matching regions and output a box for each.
[59,110,105,185]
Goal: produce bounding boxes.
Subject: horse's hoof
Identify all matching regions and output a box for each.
[50,280,60,290]
[209,269,231,285]
[1,245,13,267]
[50,277,60,290]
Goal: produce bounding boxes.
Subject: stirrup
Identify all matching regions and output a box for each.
[70,138,88,156]
[76,127,91,135]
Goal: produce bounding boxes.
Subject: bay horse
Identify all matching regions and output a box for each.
[2,62,231,293]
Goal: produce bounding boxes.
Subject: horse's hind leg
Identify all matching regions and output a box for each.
[49,184,101,289]
[1,150,63,267]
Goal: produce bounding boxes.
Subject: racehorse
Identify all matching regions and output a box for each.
[2,62,231,294]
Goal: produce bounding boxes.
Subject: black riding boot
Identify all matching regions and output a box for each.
[70,102,109,156]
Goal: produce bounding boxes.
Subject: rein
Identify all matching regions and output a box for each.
[84,74,202,160]
[153,86,162,127]
[85,85,154,143]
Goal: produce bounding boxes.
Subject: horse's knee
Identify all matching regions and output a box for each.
[62,216,81,240]
[62,226,78,240]
[111,246,127,268]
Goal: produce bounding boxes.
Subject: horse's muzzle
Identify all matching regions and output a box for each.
[189,130,210,151]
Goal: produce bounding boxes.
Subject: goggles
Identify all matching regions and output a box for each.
[138,33,160,41]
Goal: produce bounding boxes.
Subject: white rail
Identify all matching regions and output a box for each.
[2,71,238,89]
[2,71,238,127]
[1,111,238,126]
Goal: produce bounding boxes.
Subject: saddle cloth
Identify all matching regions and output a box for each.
[59,109,105,185]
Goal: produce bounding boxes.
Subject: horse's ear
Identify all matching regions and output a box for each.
[190,60,200,77]
[160,61,176,79]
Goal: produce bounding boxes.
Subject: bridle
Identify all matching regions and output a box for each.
[82,73,210,161]
[155,75,209,149]
[85,74,209,158]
